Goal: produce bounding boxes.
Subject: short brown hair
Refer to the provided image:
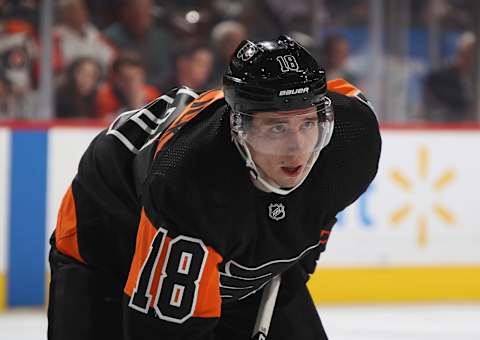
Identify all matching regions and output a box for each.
[111,52,144,74]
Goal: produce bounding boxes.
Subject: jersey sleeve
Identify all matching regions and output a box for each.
[123,90,227,340]
[54,88,196,264]
[326,79,382,213]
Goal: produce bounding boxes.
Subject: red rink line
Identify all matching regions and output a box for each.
[0,119,109,130]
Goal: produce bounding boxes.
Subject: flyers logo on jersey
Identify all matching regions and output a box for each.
[268,203,286,221]
[219,240,324,301]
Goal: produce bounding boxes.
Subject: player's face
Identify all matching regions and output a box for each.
[247,107,319,188]
[74,60,100,96]
[115,65,145,93]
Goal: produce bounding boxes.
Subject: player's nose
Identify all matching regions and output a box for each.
[285,131,303,155]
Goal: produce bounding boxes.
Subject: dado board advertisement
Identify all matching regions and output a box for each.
[0,125,479,308]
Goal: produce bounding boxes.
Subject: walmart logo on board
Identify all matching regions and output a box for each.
[389,146,457,247]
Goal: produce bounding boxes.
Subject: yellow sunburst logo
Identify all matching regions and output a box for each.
[389,146,457,247]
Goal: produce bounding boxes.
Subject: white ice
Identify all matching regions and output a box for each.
[1,303,479,339]
[318,303,480,340]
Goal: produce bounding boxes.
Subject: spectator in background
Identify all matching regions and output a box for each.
[54,0,115,73]
[239,0,284,41]
[95,52,160,120]
[209,20,247,86]
[423,31,476,122]
[55,56,101,119]
[289,31,321,61]
[163,44,214,91]
[264,0,313,34]
[0,66,15,118]
[322,33,358,84]
[84,0,123,29]
[0,0,38,33]
[0,16,37,118]
[104,0,172,88]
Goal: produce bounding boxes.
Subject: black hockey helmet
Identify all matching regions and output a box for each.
[223,35,327,113]
[223,35,334,196]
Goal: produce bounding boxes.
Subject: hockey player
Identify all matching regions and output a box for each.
[123,35,381,339]
[48,35,381,340]
[47,87,200,340]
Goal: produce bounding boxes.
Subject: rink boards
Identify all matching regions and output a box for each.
[0,124,479,309]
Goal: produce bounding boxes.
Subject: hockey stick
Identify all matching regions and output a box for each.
[251,275,282,340]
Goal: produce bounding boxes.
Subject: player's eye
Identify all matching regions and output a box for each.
[270,124,288,135]
[301,120,316,130]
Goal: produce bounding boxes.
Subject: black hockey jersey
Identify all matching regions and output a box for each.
[52,87,200,282]
[122,80,381,338]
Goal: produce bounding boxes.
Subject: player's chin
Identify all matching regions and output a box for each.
[276,173,303,188]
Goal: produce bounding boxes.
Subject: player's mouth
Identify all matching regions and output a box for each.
[281,165,303,177]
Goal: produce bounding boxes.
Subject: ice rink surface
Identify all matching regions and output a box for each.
[1,303,479,340]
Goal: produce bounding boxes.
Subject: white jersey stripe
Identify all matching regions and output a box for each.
[107,130,140,154]
[177,88,199,99]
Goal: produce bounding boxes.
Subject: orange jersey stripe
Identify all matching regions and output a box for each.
[192,245,222,317]
[327,79,361,97]
[124,210,159,298]
[125,210,223,318]
[155,89,225,156]
[55,185,85,263]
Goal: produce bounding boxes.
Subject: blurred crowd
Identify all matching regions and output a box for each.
[0,0,479,122]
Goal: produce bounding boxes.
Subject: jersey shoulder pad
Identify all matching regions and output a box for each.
[154,89,225,156]
[327,79,374,112]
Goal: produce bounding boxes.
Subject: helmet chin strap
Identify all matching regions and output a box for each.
[231,119,334,196]
[232,136,321,196]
